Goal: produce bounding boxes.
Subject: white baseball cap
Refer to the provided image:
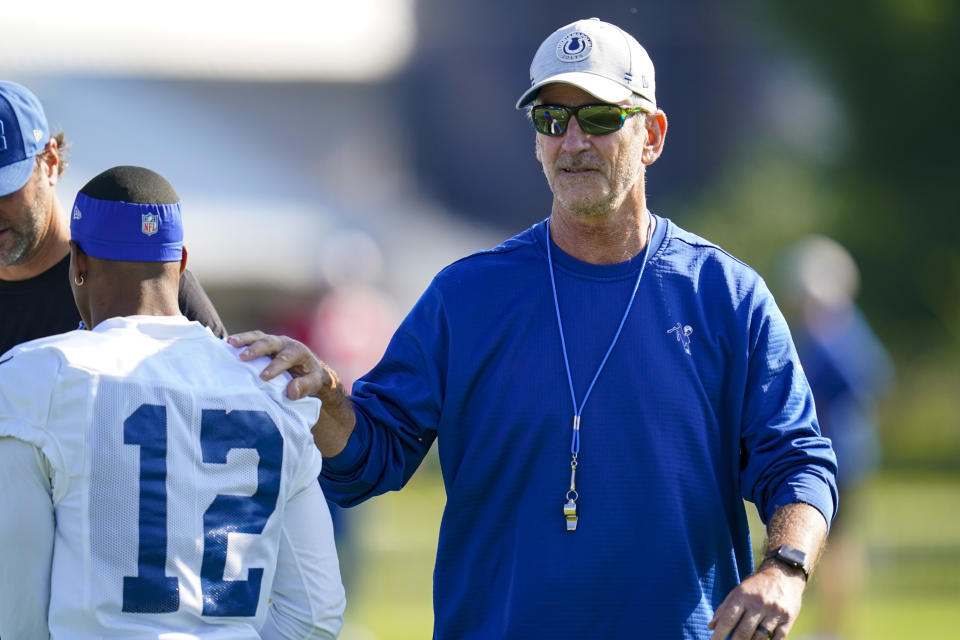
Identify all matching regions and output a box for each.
[515,18,656,112]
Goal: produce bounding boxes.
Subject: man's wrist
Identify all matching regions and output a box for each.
[758,556,807,581]
[762,544,811,581]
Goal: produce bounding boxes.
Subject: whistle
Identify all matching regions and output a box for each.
[564,499,578,532]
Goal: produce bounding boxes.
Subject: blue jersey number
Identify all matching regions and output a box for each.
[200,409,283,616]
[122,404,179,613]
[121,404,283,616]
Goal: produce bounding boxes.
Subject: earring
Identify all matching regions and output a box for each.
[74,273,84,286]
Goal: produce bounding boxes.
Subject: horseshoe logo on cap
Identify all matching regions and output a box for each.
[556,32,592,62]
[564,36,586,55]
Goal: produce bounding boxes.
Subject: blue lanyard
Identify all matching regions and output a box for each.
[546,215,654,531]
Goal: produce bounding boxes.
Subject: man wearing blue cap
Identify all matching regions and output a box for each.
[0,166,345,639]
[234,18,838,640]
[0,81,226,355]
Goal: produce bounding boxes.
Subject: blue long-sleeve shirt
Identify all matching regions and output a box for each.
[322,215,838,639]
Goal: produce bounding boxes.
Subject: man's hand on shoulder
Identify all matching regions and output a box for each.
[228,330,356,457]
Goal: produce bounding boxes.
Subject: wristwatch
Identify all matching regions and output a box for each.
[764,545,810,580]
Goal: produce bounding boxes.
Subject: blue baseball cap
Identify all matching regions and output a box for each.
[70,166,184,262]
[0,81,50,197]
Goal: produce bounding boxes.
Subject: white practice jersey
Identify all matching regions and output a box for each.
[0,316,344,639]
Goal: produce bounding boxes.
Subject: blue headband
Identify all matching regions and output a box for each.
[70,191,183,262]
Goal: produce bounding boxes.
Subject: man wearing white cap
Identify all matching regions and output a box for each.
[234,18,837,639]
[0,166,345,638]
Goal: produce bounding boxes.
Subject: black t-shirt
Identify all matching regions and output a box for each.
[0,255,227,355]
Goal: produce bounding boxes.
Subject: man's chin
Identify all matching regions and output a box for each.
[556,198,615,218]
[552,186,608,213]
[0,239,31,267]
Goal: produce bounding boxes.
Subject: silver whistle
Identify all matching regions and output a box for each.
[564,498,578,531]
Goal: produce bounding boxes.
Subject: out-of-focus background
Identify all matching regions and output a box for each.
[6,1,958,637]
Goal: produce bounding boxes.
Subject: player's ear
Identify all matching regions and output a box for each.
[69,240,87,279]
[179,245,188,276]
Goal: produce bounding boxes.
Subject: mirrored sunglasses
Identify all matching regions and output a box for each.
[531,104,647,137]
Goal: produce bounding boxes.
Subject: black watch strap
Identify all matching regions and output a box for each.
[764,544,810,580]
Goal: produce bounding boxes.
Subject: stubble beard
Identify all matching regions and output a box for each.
[549,157,643,219]
[0,189,47,267]
[556,191,617,219]
[547,154,618,218]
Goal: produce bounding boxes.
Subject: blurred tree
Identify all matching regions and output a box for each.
[664,2,960,468]
[761,1,960,360]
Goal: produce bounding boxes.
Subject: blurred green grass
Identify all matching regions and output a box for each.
[335,469,960,639]
[759,472,960,638]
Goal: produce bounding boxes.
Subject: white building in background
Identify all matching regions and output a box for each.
[3,0,501,311]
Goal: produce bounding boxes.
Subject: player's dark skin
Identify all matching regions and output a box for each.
[69,240,186,329]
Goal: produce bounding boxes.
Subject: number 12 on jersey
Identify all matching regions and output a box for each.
[121,403,283,616]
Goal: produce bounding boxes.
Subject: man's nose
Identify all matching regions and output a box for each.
[560,116,592,152]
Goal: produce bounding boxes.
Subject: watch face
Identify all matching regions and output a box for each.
[779,546,806,566]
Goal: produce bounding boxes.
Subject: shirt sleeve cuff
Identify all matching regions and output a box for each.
[320,413,369,476]
[765,470,838,533]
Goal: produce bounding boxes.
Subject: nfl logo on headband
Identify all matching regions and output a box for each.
[70,184,184,262]
[142,213,159,236]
